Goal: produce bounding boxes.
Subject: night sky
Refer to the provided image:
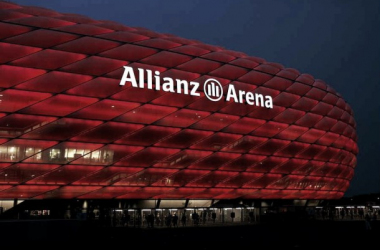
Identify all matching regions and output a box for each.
[12,0,380,197]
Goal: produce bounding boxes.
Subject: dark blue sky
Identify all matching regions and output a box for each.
[13,0,380,196]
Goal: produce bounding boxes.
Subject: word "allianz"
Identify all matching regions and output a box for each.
[119,66,273,109]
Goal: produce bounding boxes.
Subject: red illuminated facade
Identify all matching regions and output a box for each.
[0,1,358,200]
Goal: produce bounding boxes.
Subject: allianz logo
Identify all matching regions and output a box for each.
[120,66,273,109]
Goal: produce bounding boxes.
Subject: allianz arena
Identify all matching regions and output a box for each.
[0,0,358,208]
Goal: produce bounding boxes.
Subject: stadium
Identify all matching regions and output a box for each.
[0,1,358,221]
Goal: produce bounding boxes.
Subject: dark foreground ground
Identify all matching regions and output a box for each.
[0,219,378,248]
